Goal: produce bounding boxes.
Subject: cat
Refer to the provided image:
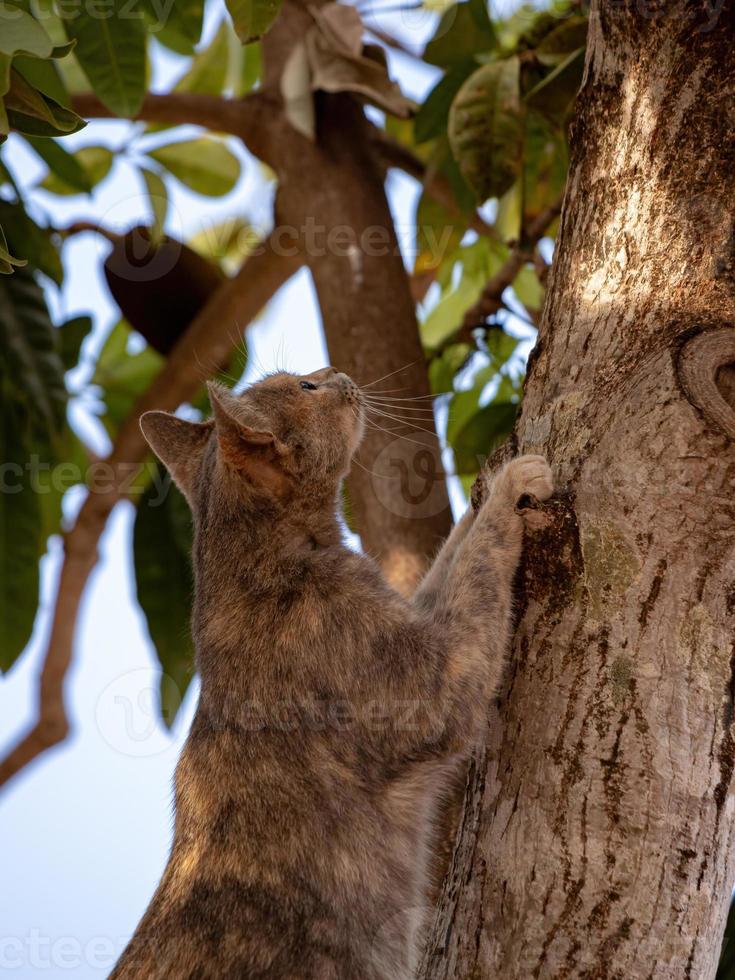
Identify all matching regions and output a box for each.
[110,366,553,980]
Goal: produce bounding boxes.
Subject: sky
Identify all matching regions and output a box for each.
[0,2,535,974]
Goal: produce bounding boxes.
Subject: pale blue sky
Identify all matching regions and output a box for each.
[0,3,536,973]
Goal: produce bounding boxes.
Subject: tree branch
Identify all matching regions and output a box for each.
[0,237,302,794]
[70,91,280,164]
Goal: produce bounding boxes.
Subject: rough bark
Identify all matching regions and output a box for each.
[422,3,735,977]
[261,0,453,591]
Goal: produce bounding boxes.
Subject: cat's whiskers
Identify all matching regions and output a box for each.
[360,361,418,389]
[365,405,437,434]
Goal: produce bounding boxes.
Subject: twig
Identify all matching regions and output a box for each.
[59,221,120,244]
[0,237,302,793]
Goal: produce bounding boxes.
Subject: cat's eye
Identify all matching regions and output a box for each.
[300,381,318,390]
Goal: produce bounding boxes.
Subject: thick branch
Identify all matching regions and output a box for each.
[70,91,279,163]
[0,238,301,793]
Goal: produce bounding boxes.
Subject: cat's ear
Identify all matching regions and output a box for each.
[140,411,213,503]
[207,382,291,497]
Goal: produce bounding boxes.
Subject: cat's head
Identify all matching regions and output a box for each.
[140,368,365,512]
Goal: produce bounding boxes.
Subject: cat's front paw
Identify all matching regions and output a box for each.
[492,455,554,512]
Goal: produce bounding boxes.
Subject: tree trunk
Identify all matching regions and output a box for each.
[421,3,735,977]
[261,0,453,591]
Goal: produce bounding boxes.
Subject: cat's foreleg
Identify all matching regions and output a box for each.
[412,509,474,613]
[423,455,553,750]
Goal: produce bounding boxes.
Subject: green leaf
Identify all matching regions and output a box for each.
[0,199,62,284]
[134,469,195,727]
[414,191,466,275]
[148,138,241,197]
[0,222,27,274]
[428,342,472,395]
[40,144,113,195]
[58,314,92,371]
[421,238,508,349]
[522,109,568,225]
[230,36,261,94]
[513,265,544,311]
[0,263,66,435]
[414,60,475,144]
[188,215,257,272]
[143,0,204,55]
[174,19,229,95]
[62,0,147,117]
[0,2,55,58]
[525,46,585,125]
[91,320,164,437]
[449,400,518,475]
[140,166,168,244]
[225,0,282,45]
[0,396,42,672]
[449,55,525,203]
[5,68,85,136]
[535,15,587,66]
[13,53,70,108]
[24,134,91,193]
[423,0,496,67]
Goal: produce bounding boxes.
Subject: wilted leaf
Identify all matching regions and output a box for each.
[134,469,195,727]
[305,5,414,118]
[103,227,224,355]
[63,0,147,116]
[226,0,282,44]
[0,396,41,672]
[148,138,241,196]
[281,41,314,140]
[449,56,525,203]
